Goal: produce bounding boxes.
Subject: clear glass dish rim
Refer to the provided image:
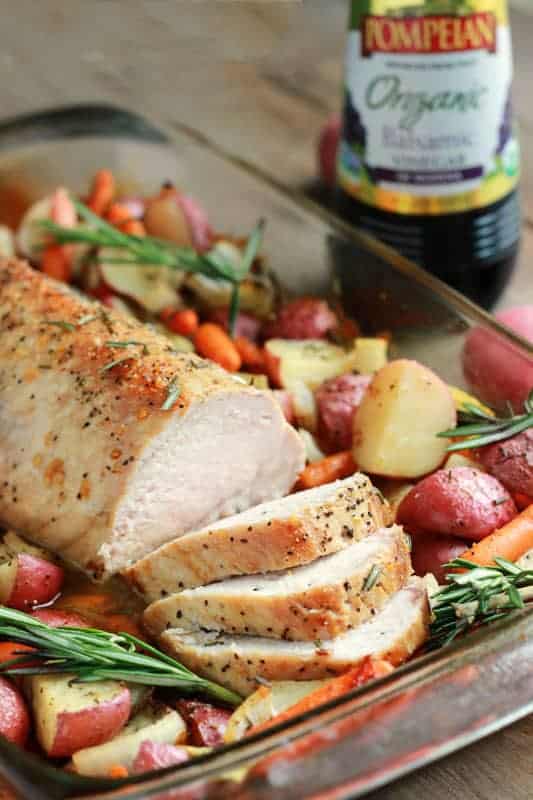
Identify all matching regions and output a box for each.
[0,102,530,799]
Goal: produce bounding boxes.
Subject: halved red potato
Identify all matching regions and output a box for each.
[478,430,533,498]
[27,674,131,758]
[71,705,186,776]
[176,700,231,747]
[316,373,371,452]
[133,741,189,774]
[0,545,64,611]
[262,297,337,341]
[353,360,457,478]
[0,676,31,746]
[397,467,516,541]
[411,535,470,584]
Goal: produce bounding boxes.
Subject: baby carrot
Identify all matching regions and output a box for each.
[234,336,265,372]
[108,764,129,779]
[297,450,356,490]
[87,169,115,216]
[41,244,73,283]
[248,658,392,736]
[161,308,199,337]
[194,323,242,372]
[106,202,134,227]
[120,219,146,237]
[460,504,533,566]
[0,641,35,666]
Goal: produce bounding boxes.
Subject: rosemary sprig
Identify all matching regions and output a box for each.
[42,320,76,332]
[438,389,533,452]
[0,606,241,706]
[428,557,533,649]
[40,199,265,337]
[105,340,149,356]
[363,564,382,591]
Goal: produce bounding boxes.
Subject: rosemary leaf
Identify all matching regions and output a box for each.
[438,389,533,451]
[42,320,76,332]
[105,340,149,356]
[363,564,382,592]
[100,356,137,374]
[161,377,181,411]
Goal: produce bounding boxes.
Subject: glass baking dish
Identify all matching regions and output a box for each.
[0,104,531,800]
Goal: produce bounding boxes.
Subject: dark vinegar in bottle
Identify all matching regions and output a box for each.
[336,0,520,308]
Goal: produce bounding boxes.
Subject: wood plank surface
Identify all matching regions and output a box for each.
[0,3,531,799]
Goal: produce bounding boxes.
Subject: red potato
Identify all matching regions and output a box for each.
[0,677,31,746]
[411,535,470,584]
[397,467,517,542]
[477,430,533,498]
[31,609,89,627]
[28,673,131,758]
[316,373,371,452]
[133,740,189,773]
[144,188,213,252]
[208,307,262,341]
[462,306,533,412]
[262,297,338,341]
[272,390,295,425]
[176,699,231,747]
[317,115,341,188]
[0,551,64,610]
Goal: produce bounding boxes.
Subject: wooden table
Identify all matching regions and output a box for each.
[0,2,532,798]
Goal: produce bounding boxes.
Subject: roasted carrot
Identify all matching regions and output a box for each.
[106,202,134,227]
[234,336,265,372]
[161,308,199,337]
[41,244,73,283]
[248,658,393,737]
[87,169,115,215]
[120,219,146,237]
[108,764,129,779]
[297,451,356,490]
[0,642,35,666]
[460,504,533,566]
[104,614,145,639]
[194,323,242,372]
[57,592,116,614]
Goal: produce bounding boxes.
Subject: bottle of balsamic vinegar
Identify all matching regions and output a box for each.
[336,0,521,307]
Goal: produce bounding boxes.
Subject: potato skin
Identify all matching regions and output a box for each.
[462,306,533,412]
[478,431,533,499]
[133,741,189,773]
[411,535,469,584]
[0,676,30,746]
[7,554,64,610]
[176,699,231,747]
[262,298,337,340]
[397,467,517,541]
[316,373,371,452]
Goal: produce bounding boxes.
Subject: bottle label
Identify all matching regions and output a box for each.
[338,0,520,215]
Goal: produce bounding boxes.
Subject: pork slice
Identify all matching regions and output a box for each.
[159,578,429,696]
[125,474,392,600]
[0,259,304,578]
[143,526,411,640]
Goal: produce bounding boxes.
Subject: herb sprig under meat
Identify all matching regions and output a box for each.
[0,606,241,706]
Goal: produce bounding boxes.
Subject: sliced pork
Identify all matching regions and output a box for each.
[125,475,391,600]
[0,259,304,578]
[143,526,411,640]
[159,578,429,696]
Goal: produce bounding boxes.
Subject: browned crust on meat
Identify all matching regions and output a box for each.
[143,528,411,640]
[0,259,255,576]
[125,475,392,600]
[160,583,430,696]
